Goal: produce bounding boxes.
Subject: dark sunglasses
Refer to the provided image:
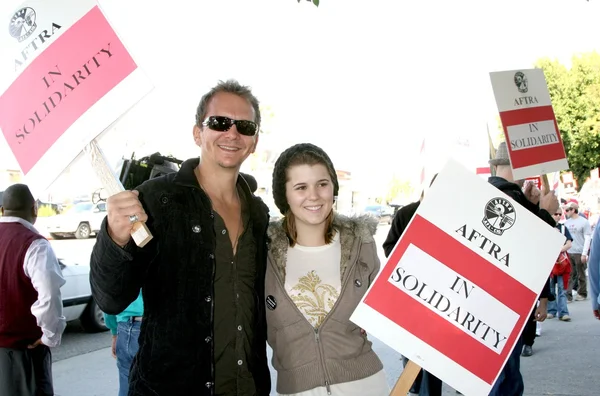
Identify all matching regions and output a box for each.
[565,208,573,212]
[554,213,562,216]
[201,116,258,137]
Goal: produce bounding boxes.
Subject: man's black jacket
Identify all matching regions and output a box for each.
[488,176,555,300]
[90,158,271,396]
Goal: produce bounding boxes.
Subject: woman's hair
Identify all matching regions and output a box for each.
[282,151,336,247]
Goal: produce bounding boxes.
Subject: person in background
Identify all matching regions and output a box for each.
[588,215,600,320]
[265,143,389,395]
[0,183,67,396]
[547,208,573,322]
[105,290,144,396]
[564,199,592,302]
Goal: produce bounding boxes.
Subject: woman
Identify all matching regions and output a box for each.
[266,143,389,396]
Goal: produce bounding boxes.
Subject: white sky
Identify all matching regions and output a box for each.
[1,0,599,197]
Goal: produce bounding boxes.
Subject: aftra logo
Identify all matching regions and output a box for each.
[9,7,37,43]
[482,198,516,236]
[513,71,528,94]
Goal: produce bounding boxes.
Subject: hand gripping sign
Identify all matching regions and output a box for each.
[350,159,565,395]
[0,0,153,246]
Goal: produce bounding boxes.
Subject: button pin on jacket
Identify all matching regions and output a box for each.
[354,279,362,287]
[266,295,277,310]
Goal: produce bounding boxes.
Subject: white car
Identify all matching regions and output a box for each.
[47,201,107,239]
[59,257,107,332]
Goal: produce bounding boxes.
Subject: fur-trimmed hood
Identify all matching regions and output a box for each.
[267,214,378,282]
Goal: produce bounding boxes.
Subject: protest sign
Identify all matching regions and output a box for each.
[489,69,569,181]
[351,159,565,395]
[0,0,153,245]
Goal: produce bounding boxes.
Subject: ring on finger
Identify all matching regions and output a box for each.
[128,214,139,224]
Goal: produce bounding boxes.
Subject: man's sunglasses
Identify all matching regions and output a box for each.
[201,116,258,137]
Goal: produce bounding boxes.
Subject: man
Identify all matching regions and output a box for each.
[383,175,443,396]
[564,199,592,301]
[487,142,559,395]
[104,290,144,396]
[0,183,66,396]
[90,80,271,396]
[588,214,600,320]
[546,208,573,322]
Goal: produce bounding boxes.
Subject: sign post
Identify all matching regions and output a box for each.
[0,0,154,246]
[351,159,566,395]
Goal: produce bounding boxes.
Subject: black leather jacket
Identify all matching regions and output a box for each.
[90,158,271,396]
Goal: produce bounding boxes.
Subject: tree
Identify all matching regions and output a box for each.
[536,52,600,189]
[385,176,414,204]
[297,0,319,6]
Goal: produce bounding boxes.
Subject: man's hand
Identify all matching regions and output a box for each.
[107,190,148,247]
[594,309,600,320]
[27,338,45,349]
[582,255,588,264]
[524,182,541,205]
[539,189,559,215]
[535,299,548,322]
[111,335,117,359]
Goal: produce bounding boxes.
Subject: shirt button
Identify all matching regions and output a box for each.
[237,325,242,331]
[237,359,243,366]
[205,382,214,388]
[205,336,212,343]
[222,229,227,235]
[355,279,362,287]
[192,225,201,233]
[205,296,212,302]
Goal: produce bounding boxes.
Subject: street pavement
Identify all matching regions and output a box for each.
[46,224,600,395]
[52,296,600,396]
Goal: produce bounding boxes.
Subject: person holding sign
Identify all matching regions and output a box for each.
[90,80,272,396]
[487,142,558,395]
[265,143,389,396]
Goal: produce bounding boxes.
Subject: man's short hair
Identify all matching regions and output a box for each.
[195,79,261,127]
[1,183,35,212]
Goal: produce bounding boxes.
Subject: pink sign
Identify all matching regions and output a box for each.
[0,6,137,174]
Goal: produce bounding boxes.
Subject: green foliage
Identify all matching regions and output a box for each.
[536,52,600,189]
[297,0,319,6]
[37,205,57,217]
[386,176,414,204]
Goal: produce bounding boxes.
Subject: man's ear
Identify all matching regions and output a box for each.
[193,125,202,147]
[251,132,260,154]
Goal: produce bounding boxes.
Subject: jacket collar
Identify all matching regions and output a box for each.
[173,157,256,202]
[0,216,39,234]
[267,214,377,282]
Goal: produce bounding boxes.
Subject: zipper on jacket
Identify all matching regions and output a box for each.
[314,329,332,395]
[268,236,364,395]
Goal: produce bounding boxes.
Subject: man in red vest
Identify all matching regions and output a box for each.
[0,183,66,396]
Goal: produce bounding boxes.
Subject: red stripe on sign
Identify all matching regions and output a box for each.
[476,167,490,175]
[364,215,536,384]
[0,6,137,174]
[499,106,567,169]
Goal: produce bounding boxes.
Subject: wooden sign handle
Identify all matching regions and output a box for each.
[84,139,153,247]
[541,174,551,194]
[390,360,422,396]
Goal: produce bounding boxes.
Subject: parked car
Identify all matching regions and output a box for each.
[59,258,107,332]
[46,201,107,239]
[363,204,394,224]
